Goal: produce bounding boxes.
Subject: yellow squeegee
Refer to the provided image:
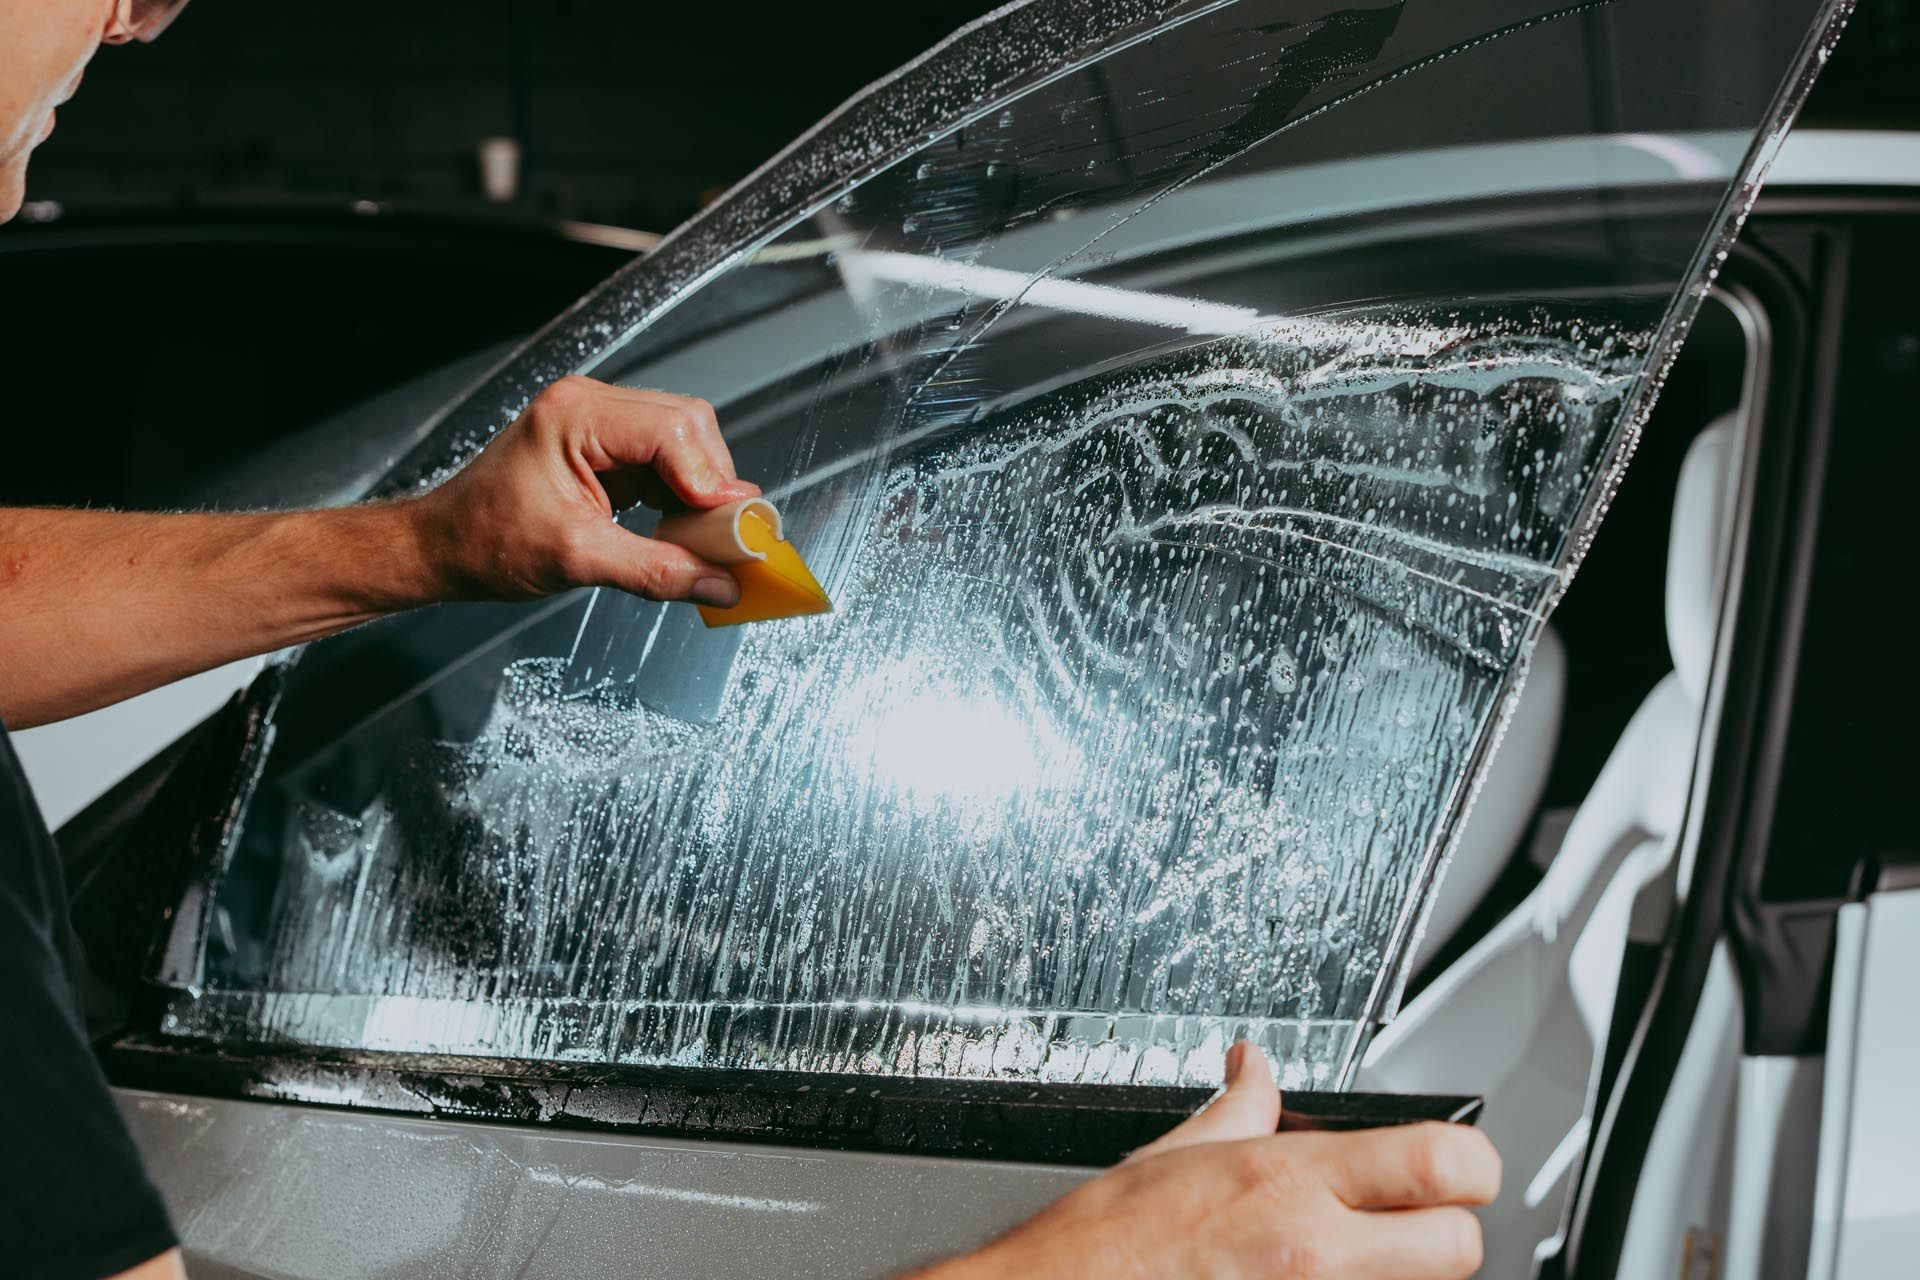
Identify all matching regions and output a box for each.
[653,497,832,628]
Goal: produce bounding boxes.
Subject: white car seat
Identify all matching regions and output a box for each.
[1357,414,1739,1278]
[1410,623,1566,975]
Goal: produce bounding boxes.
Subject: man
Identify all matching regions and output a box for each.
[0,3,1501,1278]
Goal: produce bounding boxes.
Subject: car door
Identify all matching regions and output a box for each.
[73,1,1849,1275]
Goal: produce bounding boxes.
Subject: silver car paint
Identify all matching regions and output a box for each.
[119,1088,1086,1279]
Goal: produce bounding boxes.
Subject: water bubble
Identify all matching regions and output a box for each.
[1269,646,1298,693]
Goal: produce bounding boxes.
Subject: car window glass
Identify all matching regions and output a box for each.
[162,0,1845,1089]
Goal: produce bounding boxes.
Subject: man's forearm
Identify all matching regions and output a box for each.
[0,502,443,727]
[0,379,759,730]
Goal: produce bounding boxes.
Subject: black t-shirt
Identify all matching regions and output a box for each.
[0,720,179,1278]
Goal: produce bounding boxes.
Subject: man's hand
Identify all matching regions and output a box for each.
[411,376,759,608]
[917,1045,1498,1280]
[0,376,757,726]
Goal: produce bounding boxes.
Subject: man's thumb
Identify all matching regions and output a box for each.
[580,525,741,606]
[1130,1042,1282,1159]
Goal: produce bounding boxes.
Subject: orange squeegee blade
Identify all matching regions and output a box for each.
[695,508,832,628]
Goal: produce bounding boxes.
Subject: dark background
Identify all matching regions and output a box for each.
[16,0,1918,234]
[20,1,1008,231]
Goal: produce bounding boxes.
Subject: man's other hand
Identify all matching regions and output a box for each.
[915,1044,1499,1280]
[413,376,760,609]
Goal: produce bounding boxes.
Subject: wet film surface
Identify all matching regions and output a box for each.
[167,0,1848,1088]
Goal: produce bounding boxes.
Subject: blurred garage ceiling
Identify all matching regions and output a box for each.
[14,0,1919,233]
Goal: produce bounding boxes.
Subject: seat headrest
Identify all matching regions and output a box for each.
[1665,416,1738,703]
[1410,623,1566,974]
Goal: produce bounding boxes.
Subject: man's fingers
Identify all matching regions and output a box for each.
[1338,1207,1486,1280]
[569,523,741,607]
[538,377,758,508]
[1131,1042,1281,1159]
[1320,1122,1501,1210]
[592,384,752,505]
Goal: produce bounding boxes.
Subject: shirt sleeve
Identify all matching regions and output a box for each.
[2,730,180,1280]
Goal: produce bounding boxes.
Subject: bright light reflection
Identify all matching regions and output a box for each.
[833,666,1077,814]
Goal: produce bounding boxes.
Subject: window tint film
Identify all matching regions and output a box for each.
[162,0,1846,1088]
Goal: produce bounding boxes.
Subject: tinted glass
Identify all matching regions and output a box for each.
[160,0,1845,1089]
